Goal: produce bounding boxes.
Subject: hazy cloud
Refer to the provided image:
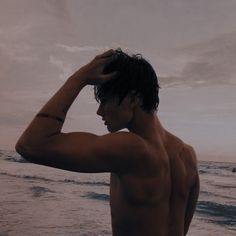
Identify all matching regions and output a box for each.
[159,32,236,88]
[49,55,73,80]
[57,44,110,53]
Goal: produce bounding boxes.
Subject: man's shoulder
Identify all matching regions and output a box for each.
[166,131,197,163]
[99,131,148,153]
[182,143,198,168]
[179,143,199,186]
[166,131,198,171]
[100,131,146,147]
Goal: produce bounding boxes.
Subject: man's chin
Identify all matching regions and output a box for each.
[107,127,117,133]
[107,125,120,133]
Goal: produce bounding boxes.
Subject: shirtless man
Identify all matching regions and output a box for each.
[16,49,199,236]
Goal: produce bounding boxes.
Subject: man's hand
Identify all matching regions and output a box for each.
[74,49,118,85]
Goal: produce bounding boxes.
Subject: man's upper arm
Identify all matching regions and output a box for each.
[17,131,146,173]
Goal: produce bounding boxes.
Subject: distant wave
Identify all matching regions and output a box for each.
[0,150,27,163]
[198,169,208,174]
[4,156,28,163]
[0,171,52,181]
[82,192,110,201]
[196,201,236,227]
[200,190,236,200]
[63,179,110,186]
[0,171,109,187]
[213,184,236,189]
[198,162,236,176]
[30,186,55,198]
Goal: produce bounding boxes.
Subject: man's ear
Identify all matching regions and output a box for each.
[128,91,141,109]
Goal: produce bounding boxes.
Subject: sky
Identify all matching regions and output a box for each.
[0,0,236,162]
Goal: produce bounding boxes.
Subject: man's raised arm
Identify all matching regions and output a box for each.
[16,50,115,148]
[15,50,141,173]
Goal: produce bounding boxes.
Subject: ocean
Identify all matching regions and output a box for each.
[0,150,235,236]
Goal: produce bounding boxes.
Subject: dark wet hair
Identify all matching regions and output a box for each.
[94,49,160,113]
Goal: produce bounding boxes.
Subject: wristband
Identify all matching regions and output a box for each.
[36,112,64,123]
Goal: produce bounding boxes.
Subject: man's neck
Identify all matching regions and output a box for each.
[127,108,166,142]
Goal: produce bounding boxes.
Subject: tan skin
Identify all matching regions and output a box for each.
[16,50,199,236]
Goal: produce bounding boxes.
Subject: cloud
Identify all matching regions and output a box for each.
[49,55,75,81]
[56,44,110,53]
[0,41,37,62]
[159,32,236,88]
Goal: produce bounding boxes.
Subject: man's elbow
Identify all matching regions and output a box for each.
[15,139,28,154]
[15,141,40,163]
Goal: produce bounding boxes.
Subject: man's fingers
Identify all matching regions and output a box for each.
[98,55,114,69]
[96,49,115,59]
[99,71,119,83]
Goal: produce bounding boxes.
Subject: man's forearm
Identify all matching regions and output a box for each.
[16,72,87,148]
[38,72,87,124]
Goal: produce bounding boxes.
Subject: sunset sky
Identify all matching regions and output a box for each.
[1,0,236,162]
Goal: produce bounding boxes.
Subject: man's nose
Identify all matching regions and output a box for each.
[96,104,103,117]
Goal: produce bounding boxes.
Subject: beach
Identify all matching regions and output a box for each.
[0,150,235,236]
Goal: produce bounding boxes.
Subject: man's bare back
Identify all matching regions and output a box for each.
[110,130,199,236]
